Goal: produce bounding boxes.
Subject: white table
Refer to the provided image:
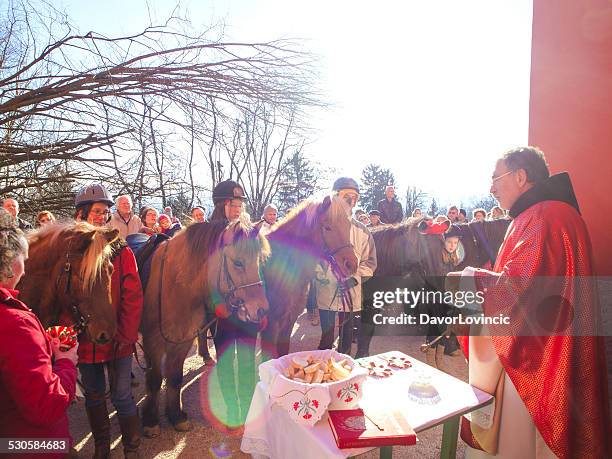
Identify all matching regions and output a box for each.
[241,352,493,459]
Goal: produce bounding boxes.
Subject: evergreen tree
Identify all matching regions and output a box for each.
[429,197,439,217]
[360,164,395,211]
[276,150,320,214]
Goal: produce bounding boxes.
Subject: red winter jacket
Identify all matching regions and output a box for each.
[69,245,144,363]
[0,287,77,459]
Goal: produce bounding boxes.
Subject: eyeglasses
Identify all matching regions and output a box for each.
[338,191,359,204]
[90,209,111,217]
[491,170,514,184]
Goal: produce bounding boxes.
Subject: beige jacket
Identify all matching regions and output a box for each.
[314,219,377,312]
[110,212,143,240]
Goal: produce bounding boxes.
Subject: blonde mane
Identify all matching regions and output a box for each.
[274,194,350,235]
[28,221,114,293]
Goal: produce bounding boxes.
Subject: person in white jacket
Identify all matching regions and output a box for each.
[314,177,376,356]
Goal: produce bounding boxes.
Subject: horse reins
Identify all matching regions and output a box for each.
[320,224,356,351]
[55,244,92,335]
[157,239,266,346]
[56,243,115,399]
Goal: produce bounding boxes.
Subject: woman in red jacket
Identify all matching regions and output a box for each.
[73,184,144,459]
[0,210,78,459]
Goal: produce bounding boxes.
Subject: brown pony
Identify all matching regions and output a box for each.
[141,219,270,436]
[371,217,511,278]
[18,222,119,344]
[453,219,510,270]
[262,195,358,357]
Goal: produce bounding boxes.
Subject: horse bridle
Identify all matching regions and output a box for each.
[215,246,266,323]
[320,224,354,279]
[55,245,91,335]
[157,237,267,345]
[319,223,357,350]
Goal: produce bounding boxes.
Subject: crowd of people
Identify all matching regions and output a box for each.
[352,189,507,229]
[0,145,609,458]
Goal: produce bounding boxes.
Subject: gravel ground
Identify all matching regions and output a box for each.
[69,311,470,459]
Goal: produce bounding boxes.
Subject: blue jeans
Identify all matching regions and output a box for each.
[79,356,137,417]
[306,280,317,313]
[318,309,354,355]
[212,317,259,425]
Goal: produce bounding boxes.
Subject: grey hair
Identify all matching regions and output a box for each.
[115,194,132,206]
[502,146,550,183]
[0,210,28,282]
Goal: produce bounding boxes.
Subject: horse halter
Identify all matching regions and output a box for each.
[318,224,355,314]
[56,244,91,335]
[216,247,266,323]
[320,224,354,280]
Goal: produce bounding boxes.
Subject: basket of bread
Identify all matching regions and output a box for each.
[260,350,368,427]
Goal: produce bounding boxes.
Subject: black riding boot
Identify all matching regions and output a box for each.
[85,403,111,459]
[118,414,141,459]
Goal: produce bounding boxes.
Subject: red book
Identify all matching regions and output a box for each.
[328,409,417,449]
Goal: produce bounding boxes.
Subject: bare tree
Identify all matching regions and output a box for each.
[224,104,300,217]
[468,194,498,216]
[0,0,320,213]
[404,185,427,217]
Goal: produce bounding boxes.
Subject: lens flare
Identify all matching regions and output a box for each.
[200,340,272,434]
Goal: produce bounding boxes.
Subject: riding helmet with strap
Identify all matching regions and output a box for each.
[212,180,247,205]
[75,184,114,208]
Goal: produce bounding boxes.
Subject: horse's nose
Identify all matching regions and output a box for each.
[95,331,110,345]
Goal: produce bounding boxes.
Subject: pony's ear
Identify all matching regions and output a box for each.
[221,222,239,246]
[104,228,120,244]
[250,224,261,238]
[318,195,332,214]
[72,229,99,251]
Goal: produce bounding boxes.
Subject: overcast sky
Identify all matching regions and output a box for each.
[63,0,533,207]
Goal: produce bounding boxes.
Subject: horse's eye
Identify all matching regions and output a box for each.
[324,225,332,231]
[233,260,244,269]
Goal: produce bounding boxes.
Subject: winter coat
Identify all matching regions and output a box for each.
[314,219,377,312]
[377,198,403,224]
[0,288,76,458]
[254,219,273,236]
[459,173,611,458]
[161,222,182,238]
[110,212,143,240]
[64,243,143,364]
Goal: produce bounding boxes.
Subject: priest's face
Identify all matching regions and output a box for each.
[490,159,524,210]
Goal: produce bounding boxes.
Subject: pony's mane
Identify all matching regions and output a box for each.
[184,219,270,260]
[273,195,350,237]
[370,216,422,236]
[28,222,114,293]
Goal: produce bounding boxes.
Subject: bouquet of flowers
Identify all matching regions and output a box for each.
[46,325,78,351]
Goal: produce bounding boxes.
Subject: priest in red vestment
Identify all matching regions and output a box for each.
[451,146,611,458]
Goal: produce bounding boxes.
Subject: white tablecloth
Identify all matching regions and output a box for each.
[241,352,492,459]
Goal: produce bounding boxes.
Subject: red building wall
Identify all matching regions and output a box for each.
[529,0,612,275]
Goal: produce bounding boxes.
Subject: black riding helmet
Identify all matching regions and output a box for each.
[212,180,247,206]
